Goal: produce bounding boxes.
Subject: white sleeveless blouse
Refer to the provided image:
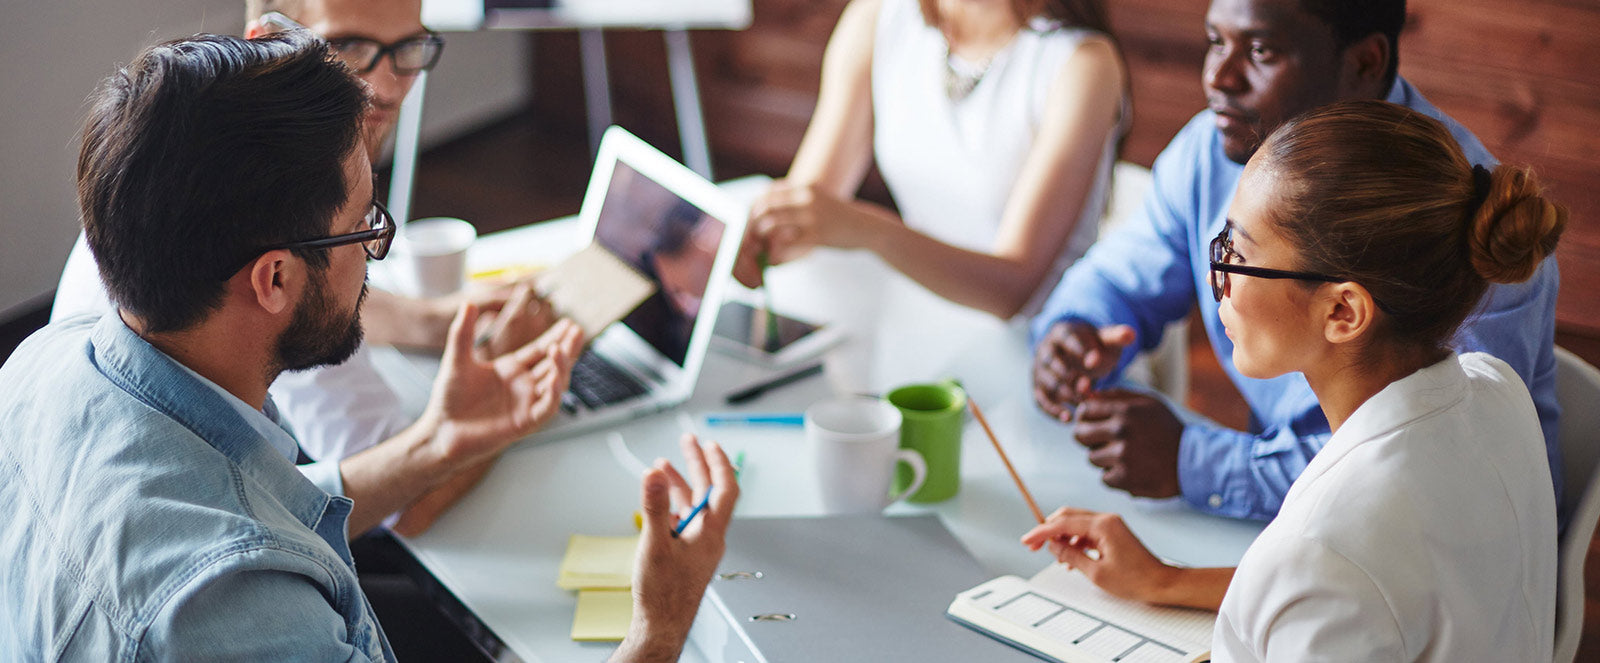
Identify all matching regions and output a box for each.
[870,0,1123,316]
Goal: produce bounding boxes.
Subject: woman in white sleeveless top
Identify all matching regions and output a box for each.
[741,0,1127,318]
[1021,101,1564,661]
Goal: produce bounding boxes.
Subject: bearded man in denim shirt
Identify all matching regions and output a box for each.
[0,32,737,661]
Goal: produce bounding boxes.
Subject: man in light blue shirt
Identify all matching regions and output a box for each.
[0,32,737,661]
[1030,0,1560,521]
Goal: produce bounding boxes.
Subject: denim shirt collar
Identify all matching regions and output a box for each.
[88,313,344,536]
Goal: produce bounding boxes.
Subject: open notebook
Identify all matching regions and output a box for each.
[948,563,1215,663]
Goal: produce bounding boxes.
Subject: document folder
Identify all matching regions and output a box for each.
[686,514,1039,662]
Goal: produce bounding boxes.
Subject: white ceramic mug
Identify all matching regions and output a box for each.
[391,217,476,298]
[806,396,928,514]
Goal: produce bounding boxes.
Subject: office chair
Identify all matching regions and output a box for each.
[1554,346,1600,663]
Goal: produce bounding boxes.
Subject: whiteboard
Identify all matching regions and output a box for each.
[424,0,751,32]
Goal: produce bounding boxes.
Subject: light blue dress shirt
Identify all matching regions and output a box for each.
[0,313,394,661]
[1030,78,1562,521]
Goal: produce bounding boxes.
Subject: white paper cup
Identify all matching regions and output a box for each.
[806,396,927,514]
[391,217,476,298]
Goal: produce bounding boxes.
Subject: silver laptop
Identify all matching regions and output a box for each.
[533,126,747,439]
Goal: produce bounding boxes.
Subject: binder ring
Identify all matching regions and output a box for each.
[749,613,797,622]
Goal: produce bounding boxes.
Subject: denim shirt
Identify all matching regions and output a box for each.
[0,314,394,661]
[1030,78,1562,522]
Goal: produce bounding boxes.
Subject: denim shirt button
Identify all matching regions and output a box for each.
[1208,494,1223,508]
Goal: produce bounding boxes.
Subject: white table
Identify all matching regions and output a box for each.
[376,203,1265,662]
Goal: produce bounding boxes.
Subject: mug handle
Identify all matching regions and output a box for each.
[885,449,927,506]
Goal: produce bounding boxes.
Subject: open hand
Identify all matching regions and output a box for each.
[616,434,741,662]
[423,303,583,465]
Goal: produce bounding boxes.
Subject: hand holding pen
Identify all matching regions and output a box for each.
[618,434,742,659]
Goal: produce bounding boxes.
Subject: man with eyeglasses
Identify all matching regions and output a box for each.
[0,32,737,661]
[246,0,443,161]
[1028,0,1560,524]
[53,0,532,537]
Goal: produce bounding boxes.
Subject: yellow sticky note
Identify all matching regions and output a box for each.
[571,589,633,642]
[556,534,639,590]
[470,262,546,282]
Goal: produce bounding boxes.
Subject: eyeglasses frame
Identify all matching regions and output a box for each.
[326,33,446,75]
[1206,224,1393,315]
[256,11,445,76]
[218,199,395,280]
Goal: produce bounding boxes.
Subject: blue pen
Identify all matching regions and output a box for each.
[672,487,712,538]
[703,413,804,427]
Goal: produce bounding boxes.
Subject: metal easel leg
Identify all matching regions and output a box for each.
[664,28,713,179]
[579,28,612,162]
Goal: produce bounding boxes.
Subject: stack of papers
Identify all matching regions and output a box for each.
[557,534,640,641]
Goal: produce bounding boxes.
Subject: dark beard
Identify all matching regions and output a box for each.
[275,269,366,374]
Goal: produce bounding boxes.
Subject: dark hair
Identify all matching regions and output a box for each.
[1298,0,1406,90]
[920,0,1113,36]
[1257,100,1566,351]
[78,31,366,333]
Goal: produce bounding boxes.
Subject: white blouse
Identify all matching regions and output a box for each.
[1213,352,1557,661]
[870,0,1122,316]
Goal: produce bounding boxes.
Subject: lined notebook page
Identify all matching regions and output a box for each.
[1026,563,1213,652]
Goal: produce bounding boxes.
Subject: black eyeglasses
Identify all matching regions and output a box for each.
[257,11,444,75]
[1207,223,1347,302]
[327,34,445,75]
[219,200,395,279]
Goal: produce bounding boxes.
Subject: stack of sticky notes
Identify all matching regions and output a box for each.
[558,534,639,642]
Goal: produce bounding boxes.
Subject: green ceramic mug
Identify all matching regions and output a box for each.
[886,381,965,503]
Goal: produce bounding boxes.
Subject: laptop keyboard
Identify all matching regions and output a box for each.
[567,351,652,410]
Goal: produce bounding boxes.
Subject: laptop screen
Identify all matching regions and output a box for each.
[593,161,727,366]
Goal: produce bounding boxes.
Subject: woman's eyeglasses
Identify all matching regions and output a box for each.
[1207,223,1393,314]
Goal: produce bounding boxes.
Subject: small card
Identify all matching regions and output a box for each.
[571,589,633,642]
[536,242,656,339]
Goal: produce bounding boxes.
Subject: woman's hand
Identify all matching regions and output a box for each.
[749,180,885,264]
[1021,507,1178,604]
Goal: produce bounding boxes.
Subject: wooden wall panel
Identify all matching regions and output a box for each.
[529,0,1600,337]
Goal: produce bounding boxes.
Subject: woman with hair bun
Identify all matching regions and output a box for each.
[1019,100,1567,661]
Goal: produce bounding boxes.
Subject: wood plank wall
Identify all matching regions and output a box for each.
[528,0,1599,344]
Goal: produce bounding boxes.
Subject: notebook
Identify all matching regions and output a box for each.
[530,125,749,441]
[947,563,1216,663]
[536,242,656,340]
[687,514,1040,662]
